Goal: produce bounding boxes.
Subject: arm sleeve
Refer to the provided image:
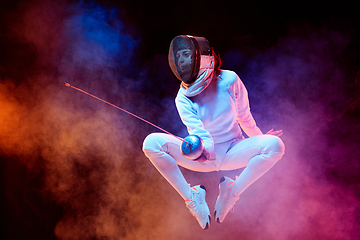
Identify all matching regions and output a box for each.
[234,77,263,137]
[175,94,214,154]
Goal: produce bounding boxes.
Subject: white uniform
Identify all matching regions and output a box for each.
[143,70,285,199]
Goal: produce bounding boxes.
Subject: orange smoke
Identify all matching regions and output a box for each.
[0,80,40,163]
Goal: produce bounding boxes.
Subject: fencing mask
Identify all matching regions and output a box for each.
[168,35,212,84]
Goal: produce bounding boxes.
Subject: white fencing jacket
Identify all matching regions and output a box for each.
[175,70,262,157]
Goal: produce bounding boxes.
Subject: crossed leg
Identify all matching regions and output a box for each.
[219,134,285,196]
[142,133,218,200]
[143,133,285,226]
[143,133,285,199]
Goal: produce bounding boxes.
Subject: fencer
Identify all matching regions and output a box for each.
[143,35,285,229]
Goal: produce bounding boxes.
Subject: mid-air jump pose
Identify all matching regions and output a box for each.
[143,35,285,229]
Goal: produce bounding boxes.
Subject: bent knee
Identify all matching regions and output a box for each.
[267,135,285,157]
[142,133,163,153]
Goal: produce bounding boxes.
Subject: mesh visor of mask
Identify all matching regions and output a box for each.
[168,35,212,84]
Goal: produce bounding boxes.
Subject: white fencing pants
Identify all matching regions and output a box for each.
[142,133,285,200]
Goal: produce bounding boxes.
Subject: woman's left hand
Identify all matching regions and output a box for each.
[266,129,283,137]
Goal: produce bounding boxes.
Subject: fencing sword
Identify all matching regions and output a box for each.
[63,82,204,160]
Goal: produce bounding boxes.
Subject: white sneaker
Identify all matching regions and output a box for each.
[214,177,240,223]
[185,185,211,229]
